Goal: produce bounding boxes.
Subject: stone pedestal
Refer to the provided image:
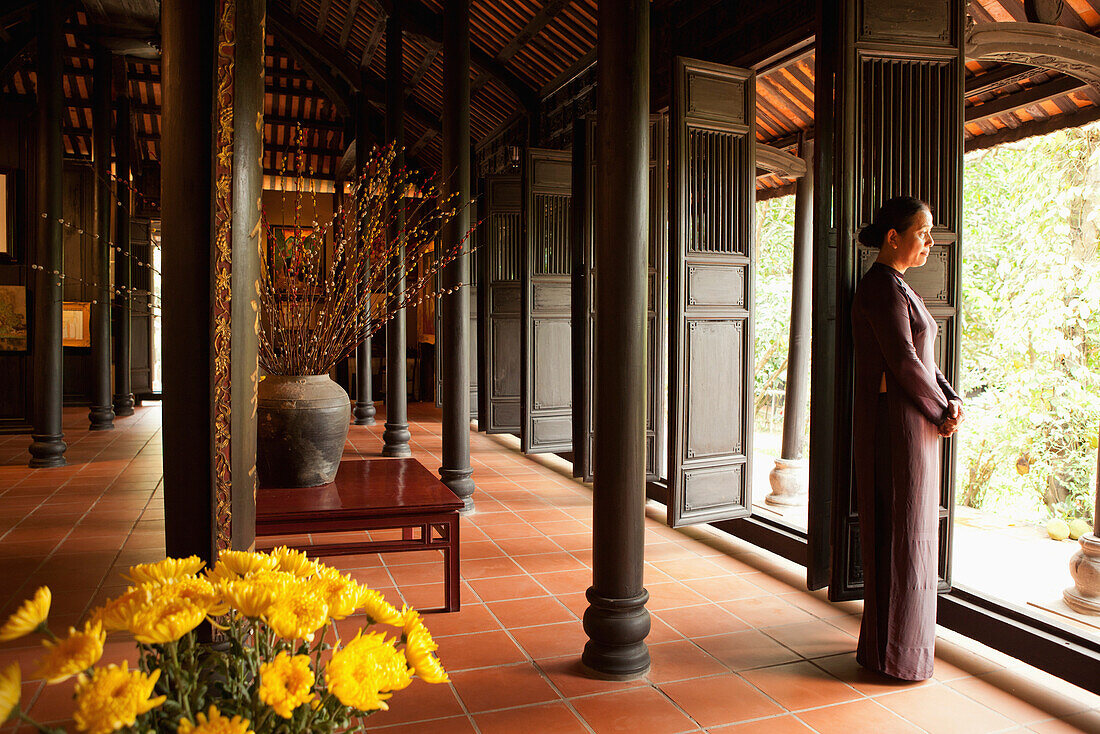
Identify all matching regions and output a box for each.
[1064,533,1100,615]
[766,457,808,506]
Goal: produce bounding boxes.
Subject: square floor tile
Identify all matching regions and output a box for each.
[660,673,783,728]
[450,662,560,713]
[741,660,862,711]
[569,686,698,734]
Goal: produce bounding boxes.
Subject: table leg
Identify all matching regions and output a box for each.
[444,514,460,612]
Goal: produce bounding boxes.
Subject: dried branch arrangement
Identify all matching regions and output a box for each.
[259,144,474,376]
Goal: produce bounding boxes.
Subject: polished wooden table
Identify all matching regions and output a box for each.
[256,458,463,612]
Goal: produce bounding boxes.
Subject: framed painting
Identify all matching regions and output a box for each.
[0,169,17,263]
[0,284,27,352]
[268,225,325,295]
[62,301,91,347]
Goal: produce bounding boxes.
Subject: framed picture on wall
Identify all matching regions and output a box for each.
[268,225,324,295]
[0,169,17,262]
[0,284,28,352]
[62,301,91,347]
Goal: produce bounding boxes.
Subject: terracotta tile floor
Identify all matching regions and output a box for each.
[1,403,1099,733]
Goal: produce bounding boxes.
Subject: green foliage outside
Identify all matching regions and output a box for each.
[960,123,1100,525]
[751,122,1100,526]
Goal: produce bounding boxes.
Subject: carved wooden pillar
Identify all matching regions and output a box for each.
[439,0,475,509]
[582,0,651,679]
[89,49,115,431]
[353,93,377,425]
[112,56,135,417]
[162,0,262,558]
[383,9,411,457]
[767,139,814,506]
[28,0,67,467]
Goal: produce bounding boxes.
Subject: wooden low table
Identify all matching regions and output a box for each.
[256,458,463,612]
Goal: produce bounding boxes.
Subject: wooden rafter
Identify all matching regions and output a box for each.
[965,74,1087,124]
[360,13,386,67]
[406,44,439,98]
[409,128,436,156]
[496,0,573,64]
[339,0,361,48]
[315,0,333,34]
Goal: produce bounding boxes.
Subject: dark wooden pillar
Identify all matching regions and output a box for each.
[88,50,115,431]
[582,0,650,679]
[767,140,814,505]
[112,56,135,417]
[162,0,216,561]
[28,0,67,467]
[353,94,376,425]
[382,10,411,457]
[439,0,475,509]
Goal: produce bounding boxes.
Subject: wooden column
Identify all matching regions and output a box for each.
[582,0,650,679]
[382,10,411,457]
[439,0,475,509]
[112,56,135,417]
[88,49,115,431]
[28,0,67,467]
[353,94,376,425]
[162,0,215,561]
[767,140,814,505]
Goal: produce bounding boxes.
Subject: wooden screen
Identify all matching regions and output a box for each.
[667,58,756,528]
[130,219,153,396]
[522,148,572,454]
[823,0,963,601]
[573,116,668,483]
[479,175,522,434]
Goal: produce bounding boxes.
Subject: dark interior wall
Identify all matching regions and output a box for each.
[0,106,35,432]
[61,162,95,405]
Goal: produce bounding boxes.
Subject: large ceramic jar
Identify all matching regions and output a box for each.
[257,375,351,488]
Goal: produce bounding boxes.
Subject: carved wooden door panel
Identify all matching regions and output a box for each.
[479,174,522,434]
[522,148,572,454]
[667,58,756,528]
[573,116,667,483]
[823,0,963,601]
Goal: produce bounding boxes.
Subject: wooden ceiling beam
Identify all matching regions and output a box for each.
[278,35,353,117]
[965,63,1036,97]
[339,0,362,49]
[406,44,439,98]
[360,13,386,68]
[315,0,334,34]
[965,74,1088,124]
[397,0,537,110]
[496,0,572,64]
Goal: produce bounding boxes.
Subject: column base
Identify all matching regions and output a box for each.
[352,401,376,426]
[382,423,411,457]
[88,405,115,431]
[581,587,651,679]
[1065,533,1100,616]
[439,466,475,511]
[28,433,67,468]
[113,393,135,417]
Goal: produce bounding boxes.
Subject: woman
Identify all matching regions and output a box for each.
[851,196,963,681]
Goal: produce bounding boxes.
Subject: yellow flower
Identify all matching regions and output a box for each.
[125,556,205,585]
[217,579,280,619]
[170,576,229,617]
[358,588,403,626]
[270,546,316,577]
[310,568,360,620]
[177,705,253,734]
[402,609,448,684]
[258,652,315,719]
[72,662,165,734]
[128,589,209,645]
[34,621,106,683]
[325,632,412,712]
[207,551,277,582]
[90,585,154,633]
[264,585,328,642]
[0,663,19,724]
[0,586,51,642]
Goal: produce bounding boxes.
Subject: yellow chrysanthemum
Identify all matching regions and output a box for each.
[72,662,165,734]
[90,585,154,633]
[217,579,280,619]
[309,568,360,620]
[128,591,208,645]
[402,609,448,684]
[0,586,51,642]
[358,588,403,626]
[206,551,278,582]
[34,621,106,683]
[269,547,316,577]
[264,585,328,642]
[169,576,229,617]
[0,663,19,724]
[177,705,253,734]
[325,632,412,712]
[125,556,205,585]
[257,652,315,719]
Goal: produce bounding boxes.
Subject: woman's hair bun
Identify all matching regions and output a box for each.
[859,196,930,248]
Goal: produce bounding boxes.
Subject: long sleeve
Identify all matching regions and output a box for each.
[861,276,951,425]
[935,366,959,403]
